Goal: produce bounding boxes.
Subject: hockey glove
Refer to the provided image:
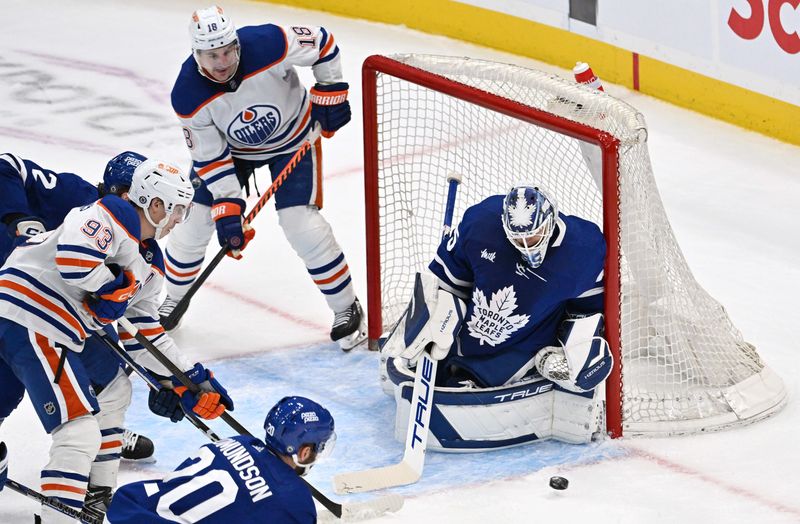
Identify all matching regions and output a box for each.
[0,442,7,492]
[148,388,185,423]
[211,198,255,259]
[171,363,234,420]
[391,272,465,365]
[83,265,139,325]
[9,215,46,239]
[310,82,351,138]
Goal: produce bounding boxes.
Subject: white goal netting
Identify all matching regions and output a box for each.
[365,54,786,436]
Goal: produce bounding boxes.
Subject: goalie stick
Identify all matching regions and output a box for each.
[334,172,462,494]
[161,124,322,331]
[4,478,101,524]
[115,317,403,520]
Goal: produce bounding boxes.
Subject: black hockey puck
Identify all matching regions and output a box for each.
[549,476,569,490]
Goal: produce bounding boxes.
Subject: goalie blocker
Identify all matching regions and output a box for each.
[382,296,612,451]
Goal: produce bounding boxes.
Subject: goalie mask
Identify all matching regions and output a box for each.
[128,160,194,239]
[501,185,558,268]
[189,5,240,83]
[263,396,336,476]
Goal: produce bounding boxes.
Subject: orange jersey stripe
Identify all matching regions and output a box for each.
[55,257,101,269]
[314,139,324,209]
[320,33,336,58]
[100,440,122,450]
[41,483,87,495]
[0,280,87,339]
[314,264,348,286]
[196,158,234,177]
[35,334,90,421]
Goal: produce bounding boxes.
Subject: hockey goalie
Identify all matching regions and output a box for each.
[381,184,612,451]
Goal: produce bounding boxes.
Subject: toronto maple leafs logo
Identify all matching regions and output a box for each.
[507,187,536,231]
[466,286,530,346]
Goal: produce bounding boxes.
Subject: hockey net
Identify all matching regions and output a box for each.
[362,54,786,437]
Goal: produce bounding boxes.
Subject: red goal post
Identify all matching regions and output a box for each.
[362,54,786,438]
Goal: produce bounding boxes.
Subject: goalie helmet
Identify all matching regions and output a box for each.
[501,185,558,268]
[128,160,194,238]
[263,396,335,474]
[103,151,147,195]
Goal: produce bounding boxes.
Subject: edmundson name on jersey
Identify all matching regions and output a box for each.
[214,439,273,502]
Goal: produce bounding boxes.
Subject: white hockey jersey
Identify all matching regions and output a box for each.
[0,196,190,374]
[172,23,344,200]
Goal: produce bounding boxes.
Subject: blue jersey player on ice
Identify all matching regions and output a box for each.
[384,185,614,449]
[106,396,335,524]
[394,184,611,389]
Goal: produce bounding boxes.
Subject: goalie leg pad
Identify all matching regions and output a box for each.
[387,357,555,452]
[552,387,605,443]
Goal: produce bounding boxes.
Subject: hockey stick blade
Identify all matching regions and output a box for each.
[334,354,437,494]
[5,478,101,524]
[318,494,404,522]
[334,461,421,494]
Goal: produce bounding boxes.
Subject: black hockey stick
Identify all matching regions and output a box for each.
[334,172,462,494]
[94,329,222,442]
[161,125,322,330]
[115,317,403,520]
[4,478,101,524]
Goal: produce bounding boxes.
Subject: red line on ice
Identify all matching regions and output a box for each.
[205,281,329,333]
[626,446,800,519]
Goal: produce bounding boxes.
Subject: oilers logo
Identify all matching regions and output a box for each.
[227,105,281,145]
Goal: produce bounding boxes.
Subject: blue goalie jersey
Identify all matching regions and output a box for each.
[430,195,606,359]
[106,436,316,524]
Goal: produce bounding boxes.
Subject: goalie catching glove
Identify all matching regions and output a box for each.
[211,198,255,259]
[533,313,612,393]
[310,82,351,138]
[171,363,234,420]
[387,272,466,365]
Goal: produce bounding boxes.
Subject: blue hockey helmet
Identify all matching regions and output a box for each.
[263,396,335,470]
[103,151,147,194]
[501,185,558,268]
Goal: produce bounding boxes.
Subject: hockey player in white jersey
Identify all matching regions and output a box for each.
[383,185,613,450]
[160,5,366,350]
[0,158,234,523]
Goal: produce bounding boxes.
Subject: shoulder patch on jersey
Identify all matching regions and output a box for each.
[97,195,141,241]
[139,238,165,273]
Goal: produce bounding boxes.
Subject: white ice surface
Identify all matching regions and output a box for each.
[1,1,799,523]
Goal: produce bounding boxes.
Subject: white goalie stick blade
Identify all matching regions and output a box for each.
[334,353,437,494]
[318,494,405,522]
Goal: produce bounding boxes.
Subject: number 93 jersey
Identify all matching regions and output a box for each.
[106,436,316,524]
